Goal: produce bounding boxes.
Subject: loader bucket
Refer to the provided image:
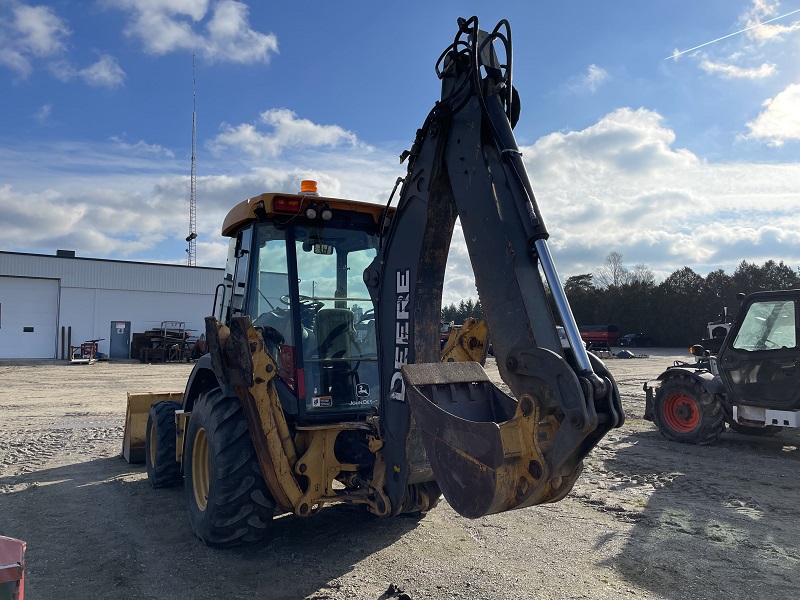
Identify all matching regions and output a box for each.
[122,391,183,463]
[402,361,565,519]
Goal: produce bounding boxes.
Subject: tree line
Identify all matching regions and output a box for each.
[441,298,483,324]
[441,253,800,347]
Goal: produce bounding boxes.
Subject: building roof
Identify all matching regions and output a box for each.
[0,251,223,294]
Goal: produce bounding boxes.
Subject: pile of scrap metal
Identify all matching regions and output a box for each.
[69,339,105,365]
[133,321,197,363]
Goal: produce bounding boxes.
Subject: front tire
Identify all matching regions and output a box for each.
[653,376,725,445]
[146,401,182,488]
[183,388,276,547]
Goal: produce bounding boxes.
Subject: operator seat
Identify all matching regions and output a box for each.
[314,308,356,359]
[313,308,359,408]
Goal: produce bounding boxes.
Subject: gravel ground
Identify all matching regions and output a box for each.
[1,349,798,599]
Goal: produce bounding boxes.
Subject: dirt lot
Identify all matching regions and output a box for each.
[1,349,798,599]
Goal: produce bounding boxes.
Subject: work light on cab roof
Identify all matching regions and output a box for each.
[300,180,333,221]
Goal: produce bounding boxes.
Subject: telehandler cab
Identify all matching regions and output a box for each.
[123,16,623,546]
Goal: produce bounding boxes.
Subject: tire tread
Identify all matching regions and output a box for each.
[184,388,275,547]
[146,401,182,488]
[653,375,725,445]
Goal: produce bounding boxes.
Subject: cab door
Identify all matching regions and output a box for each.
[718,293,800,410]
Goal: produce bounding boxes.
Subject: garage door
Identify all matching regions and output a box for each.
[0,276,59,358]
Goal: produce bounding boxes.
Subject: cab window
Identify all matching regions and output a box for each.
[732,300,796,351]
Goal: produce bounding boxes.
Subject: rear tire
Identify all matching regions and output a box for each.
[398,481,442,514]
[146,401,182,488]
[728,421,783,436]
[183,388,276,547]
[653,376,724,445]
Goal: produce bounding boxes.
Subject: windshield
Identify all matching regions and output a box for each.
[732,300,796,351]
[247,220,380,416]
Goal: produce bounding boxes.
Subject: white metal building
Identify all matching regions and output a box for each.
[0,251,224,359]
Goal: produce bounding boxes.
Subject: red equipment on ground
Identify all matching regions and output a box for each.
[0,536,25,600]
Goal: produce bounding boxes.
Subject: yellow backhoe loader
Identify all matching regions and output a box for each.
[123,16,622,546]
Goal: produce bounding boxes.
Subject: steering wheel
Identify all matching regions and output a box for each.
[279,294,324,312]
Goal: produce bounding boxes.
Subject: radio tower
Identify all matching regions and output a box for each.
[186,52,198,266]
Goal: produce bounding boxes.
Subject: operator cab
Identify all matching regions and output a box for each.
[217,182,385,423]
[718,291,800,409]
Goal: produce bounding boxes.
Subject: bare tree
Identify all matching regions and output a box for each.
[595,251,629,288]
[630,263,655,286]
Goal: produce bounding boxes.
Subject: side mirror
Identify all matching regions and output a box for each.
[690,344,706,357]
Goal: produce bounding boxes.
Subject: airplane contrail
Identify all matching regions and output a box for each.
[666,7,800,60]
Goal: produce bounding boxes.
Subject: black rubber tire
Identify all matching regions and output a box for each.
[183,388,276,547]
[145,401,182,488]
[397,481,442,514]
[728,421,783,436]
[653,375,725,445]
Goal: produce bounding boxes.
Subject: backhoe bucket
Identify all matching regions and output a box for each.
[402,361,565,518]
[122,391,183,463]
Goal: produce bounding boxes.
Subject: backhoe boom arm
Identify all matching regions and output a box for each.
[367,17,623,517]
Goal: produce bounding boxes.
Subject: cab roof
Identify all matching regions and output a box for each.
[221,192,393,237]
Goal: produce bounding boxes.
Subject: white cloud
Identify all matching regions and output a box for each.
[201,0,277,63]
[530,108,697,178]
[210,109,360,158]
[114,0,200,55]
[77,54,126,88]
[567,64,609,94]
[741,0,800,43]
[2,106,800,303]
[51,54,126,88]
[12,4,69,57]
[520,107,800,277]
[34,103,52,124]
[0,2,70,77]
[678,2,795,80]
[0,183,166,256]
[746,83,800,145]
[114,0,278,63]
[0,135,400,266]
[0,3,124,88]
[698,58,776,79]
[110,136,175,157]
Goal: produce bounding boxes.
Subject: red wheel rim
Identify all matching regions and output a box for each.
[663,392,700,433]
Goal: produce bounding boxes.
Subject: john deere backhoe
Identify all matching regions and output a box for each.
[123,16,623,546]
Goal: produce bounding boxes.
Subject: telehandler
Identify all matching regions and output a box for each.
[123,16,623,546]
[645,290,800,444]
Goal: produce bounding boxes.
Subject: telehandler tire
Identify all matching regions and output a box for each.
[728,422,783,436]
[653,375,725,445]
[183,388,276,547]
[145,401,182,488]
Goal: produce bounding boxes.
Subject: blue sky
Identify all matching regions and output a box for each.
[2,0,800,304]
